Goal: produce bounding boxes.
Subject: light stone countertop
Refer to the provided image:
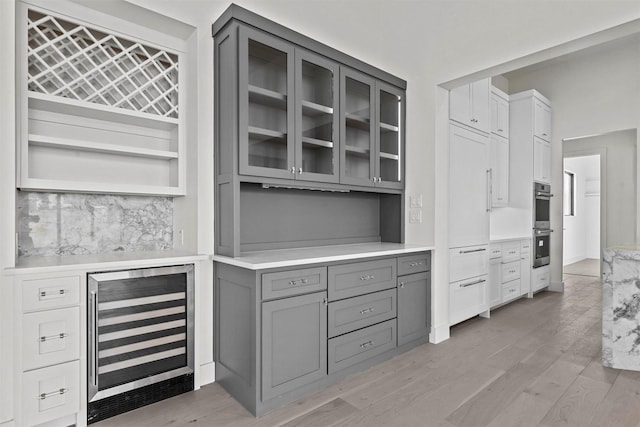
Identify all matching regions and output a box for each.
[489,235,532,243]
[6,250,209,275]
[212,242,434,270]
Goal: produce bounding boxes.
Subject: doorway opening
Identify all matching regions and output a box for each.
[562,154,601,278]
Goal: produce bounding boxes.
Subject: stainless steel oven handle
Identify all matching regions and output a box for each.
[459,248,487,254]
[89,290,98,387]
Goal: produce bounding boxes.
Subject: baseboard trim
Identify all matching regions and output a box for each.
[430,323,450,343]
[198,362,215,387]
[548,281,565,292]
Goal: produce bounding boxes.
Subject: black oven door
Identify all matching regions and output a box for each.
[533,230,550,267]
[534,195,551,229]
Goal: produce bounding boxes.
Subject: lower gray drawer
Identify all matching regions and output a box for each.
[328,289,397,338]
[328,319,396,374]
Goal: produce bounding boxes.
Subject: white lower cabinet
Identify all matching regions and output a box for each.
[487,238,532,310]
[532,265,551,292]
[449,275,488,326]
[22,361,80,427]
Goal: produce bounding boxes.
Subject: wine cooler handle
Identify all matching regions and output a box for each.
[89,290,98,387]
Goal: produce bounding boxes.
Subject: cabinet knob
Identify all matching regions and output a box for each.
[399,282,405,289]
[289,166,295,174]
[498,128,504,132]
[298,167,303,174]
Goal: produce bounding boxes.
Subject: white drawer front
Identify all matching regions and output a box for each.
[22,360,80,427]
[532,267,550,292]
[502,279,521,303]
[501,241,520,263]
[501,261,521,283]
[23,307,80,371]
[489,243,502,259]
[22,276,80,312]
[449,275,488,326]
[520,239,531,254]
[449,245,488,283]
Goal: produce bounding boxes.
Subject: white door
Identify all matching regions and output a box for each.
[449,124,490,248]
[534,99,551,141]
[449,83,472,128]
[470,79,490,133]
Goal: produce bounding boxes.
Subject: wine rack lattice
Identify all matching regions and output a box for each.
[27,10,179,118]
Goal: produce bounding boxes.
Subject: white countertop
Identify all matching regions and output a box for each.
[490,235,532,243]
[212,242,434,270]
[5,250,210,275]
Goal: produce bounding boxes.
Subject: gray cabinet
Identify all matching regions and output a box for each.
[340,70,405,189]
[396,253,431,345]
[214,250,430,416]
[213,5,406,257]
[261,291,327,400]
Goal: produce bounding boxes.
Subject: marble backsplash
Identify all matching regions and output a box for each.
[17,192,173,257]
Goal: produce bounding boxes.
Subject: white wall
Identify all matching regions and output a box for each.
[564,130,636,250]
[508,41,640,285]
[563,155,600,265]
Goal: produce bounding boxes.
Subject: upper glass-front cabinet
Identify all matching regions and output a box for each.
[340,69,404,189]
[239,27,339,182]
[239,27,295,179]
[295,50,339,183]
[376,83,404,189]
[340,69,375,187]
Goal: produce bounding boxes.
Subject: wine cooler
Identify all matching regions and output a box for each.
[87,264,194,424]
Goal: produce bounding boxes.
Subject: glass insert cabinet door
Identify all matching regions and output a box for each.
[238,27,295,179]
[340,68,375,187]
[376,82,404,189]
[295,50,339,183]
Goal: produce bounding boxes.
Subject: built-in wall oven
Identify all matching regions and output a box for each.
[87,264,194,424]
[533,183,553,267]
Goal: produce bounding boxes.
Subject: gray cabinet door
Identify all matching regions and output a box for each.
[375,81,405,190]
[261,291,327,401]
[397,272,430,346]
[239,26,295,179]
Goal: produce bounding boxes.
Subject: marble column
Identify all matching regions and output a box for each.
[602,246,640,370]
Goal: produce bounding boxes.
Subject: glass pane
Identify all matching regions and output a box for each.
[247,39,288,170]
[344,77,371,180]
[379,90,401,183]
[301,60,334,175]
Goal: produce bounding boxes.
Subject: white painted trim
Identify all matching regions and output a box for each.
[429,322,450,344]
[548,281,565,292]
[198,362,215,388]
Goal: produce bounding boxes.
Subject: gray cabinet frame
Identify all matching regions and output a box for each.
[214,251,431,417]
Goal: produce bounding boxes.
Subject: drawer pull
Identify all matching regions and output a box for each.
[40,289,66,298]
[360,340,374,349]
[359,274,375,281]
[460,279,486,288]
[359,307,375,315]
[459,248,486,254]
[40,388,67,400]
[40,333,66,342]
[409,261,423,267]
[288,278,309,287]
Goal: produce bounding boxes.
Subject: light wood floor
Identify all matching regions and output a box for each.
[563,258,600,277]
[95,274,640,427]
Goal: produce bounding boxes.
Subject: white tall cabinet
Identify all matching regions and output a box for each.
[489,87,509,207]
[448,78,491,326]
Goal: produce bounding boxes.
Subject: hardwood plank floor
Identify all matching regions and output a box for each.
[95,273,640,427]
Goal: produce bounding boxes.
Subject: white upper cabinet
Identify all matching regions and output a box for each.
[533,136,551,184]
[490,87,509,138]
[490,134,509,206]
[534,98,552,142]
[450,78,490,133]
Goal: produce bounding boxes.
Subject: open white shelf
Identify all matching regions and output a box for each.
[248,126,286,141]
[301,136,333,149]
[301,100,333,116]
[18,7,186,196]
[29,134,178,160]
[248,85,287,107]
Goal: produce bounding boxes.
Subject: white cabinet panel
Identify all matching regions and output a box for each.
[449,275,488,326]
[449,245,488,283]
[490,88,509,138]
[521,250,531,295]
[450,79,489,133]
[534,137,551,184]
[23,307,80,371]
[534,98,552,141]
[501,260,521,283]
[449,124,490,248]
[490,134,509,207]
[489,259,501,308]
[502,279,521,303]
[501,241,520,263]
[22,361,80,427]
[532,265,550,292]
[22,275,80,312]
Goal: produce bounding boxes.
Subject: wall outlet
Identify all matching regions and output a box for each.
[409,194,423,208]
[409,208,422,224]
